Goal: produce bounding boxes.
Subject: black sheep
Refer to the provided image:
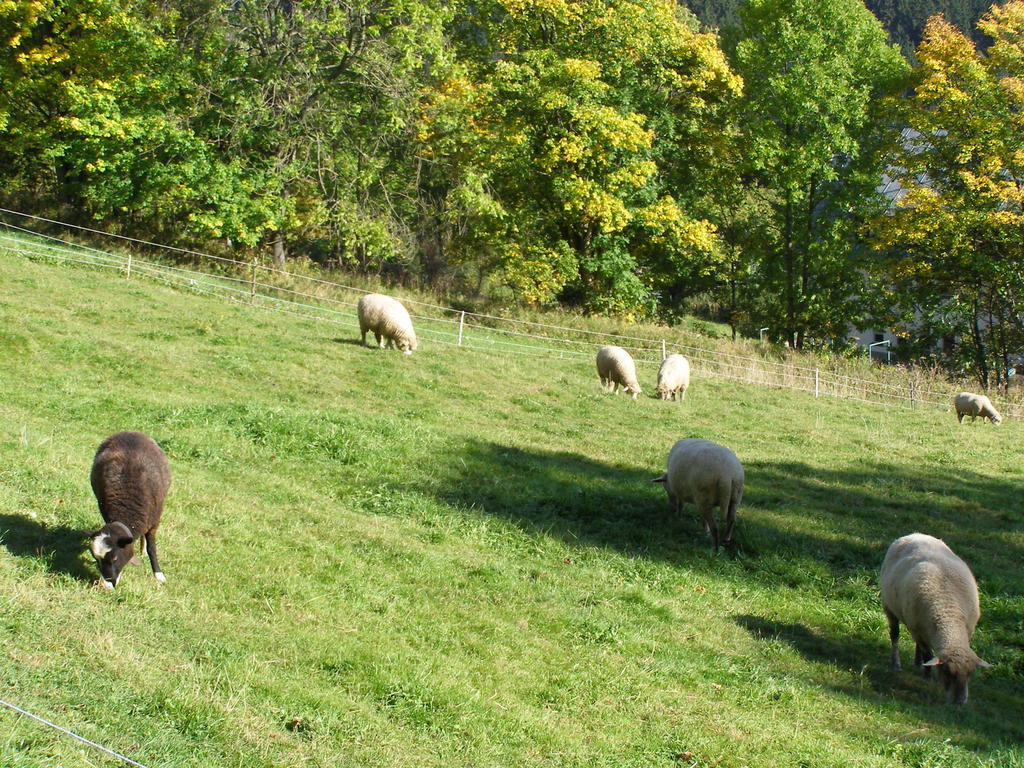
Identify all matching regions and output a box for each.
[87,431,171,588]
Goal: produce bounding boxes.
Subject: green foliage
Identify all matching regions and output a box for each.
[684,0,994,54]
[420,0,740,314]
[0,0,1019,357]
[729,0,909,348]
[869,5,1024,387]
[184,0,452,263]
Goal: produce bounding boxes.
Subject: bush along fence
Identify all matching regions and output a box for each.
[1,210,1020,421]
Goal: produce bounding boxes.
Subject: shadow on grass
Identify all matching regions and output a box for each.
[733,613,1024,747]
[0,513,94,582]
[742,459,1024,592]
[418,439,699,561]
[332,337,369,348]
[419,440,1024,588]
[419,439,1024,744]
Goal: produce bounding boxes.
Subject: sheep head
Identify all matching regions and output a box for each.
[924,649,992,705]
[87,521,135,589]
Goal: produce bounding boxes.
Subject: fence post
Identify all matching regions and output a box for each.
[458,311,465,346]
[125,252,132,280]
[249,260,257,304]
[661,339,666,361]
[814,368,819,397]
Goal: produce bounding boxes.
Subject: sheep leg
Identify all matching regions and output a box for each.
[129,537,143,566]
[697,503,719,550]
[956,411,964,423]
[914,641,933,676]
[716,483,738,548]
[884,608,901,671]
[665,492,681,517]
[144,530,165,583]
[722,497,739,547]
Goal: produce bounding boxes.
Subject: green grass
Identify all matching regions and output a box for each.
[0,248,1022,768]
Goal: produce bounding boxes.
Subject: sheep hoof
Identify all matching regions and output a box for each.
[403,349,412,355]
[101,580,115,590]
[154,571,166,583]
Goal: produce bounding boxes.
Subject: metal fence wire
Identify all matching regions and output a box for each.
[1,211,1019,421]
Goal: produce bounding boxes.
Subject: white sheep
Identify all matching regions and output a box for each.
[652,438,743,550]
[954,392,1002,425]
[596,346,641,399]
[656,354,690,401]
[357,293,418,354]
[880,533,991,705]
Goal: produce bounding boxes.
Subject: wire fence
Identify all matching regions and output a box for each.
[0,697,152,768]
[1,209,1020,420]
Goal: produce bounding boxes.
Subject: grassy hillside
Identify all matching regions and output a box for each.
[0,249,1022,768]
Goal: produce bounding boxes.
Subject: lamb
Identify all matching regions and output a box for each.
[357,293,418,355]
[953,392,1002,425]
[880,533,991,705]
[656,354,690,401]
[596,346,641,399]
[652,438,743,551]
[87,431,171,589]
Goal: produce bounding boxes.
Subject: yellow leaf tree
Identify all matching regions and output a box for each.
[419,0,740,314]
[871,7,1024,387]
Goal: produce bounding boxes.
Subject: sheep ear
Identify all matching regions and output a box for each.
[922,657,943,667]
[651,475,667,484]
[976,657,993,668]
[116,536,134,549]
[85,529,102,540]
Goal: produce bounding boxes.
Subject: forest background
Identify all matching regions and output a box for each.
[2,0,1023,387]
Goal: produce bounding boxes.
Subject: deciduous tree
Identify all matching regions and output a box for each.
[731,0,908,348]
[870,7,1024,387]
[420,0,741,314]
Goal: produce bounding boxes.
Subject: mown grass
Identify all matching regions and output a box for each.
[0,248,1022,768]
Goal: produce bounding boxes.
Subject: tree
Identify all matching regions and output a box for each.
[184,0,451,266]
[730,0,909,348]
[419,0,741,314]
[1,1,212,229]
[870,7,1024,388]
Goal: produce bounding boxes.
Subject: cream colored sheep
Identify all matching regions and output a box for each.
[357,293,418,354]
[652,438,743,551]
[880,533,991,705]
[595,346,641,399]
[656,354,690,401]
[954,392,1001,425]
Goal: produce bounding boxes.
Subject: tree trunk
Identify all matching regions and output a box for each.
[797,177,816,351]
[784,193,795,347]
[970,298,989,389]
[272,232,287,267]
[729,252,737,343]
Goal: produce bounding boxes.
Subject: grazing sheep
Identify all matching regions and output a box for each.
[87,431,171,589]
[954,392,1002,425]
[880,533,991,705]
[596,346,641,399]
[357,293,418,355]
[651,438,743,550]
[656,354,690,401]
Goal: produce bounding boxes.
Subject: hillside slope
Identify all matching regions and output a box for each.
[0,251,1022,767]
